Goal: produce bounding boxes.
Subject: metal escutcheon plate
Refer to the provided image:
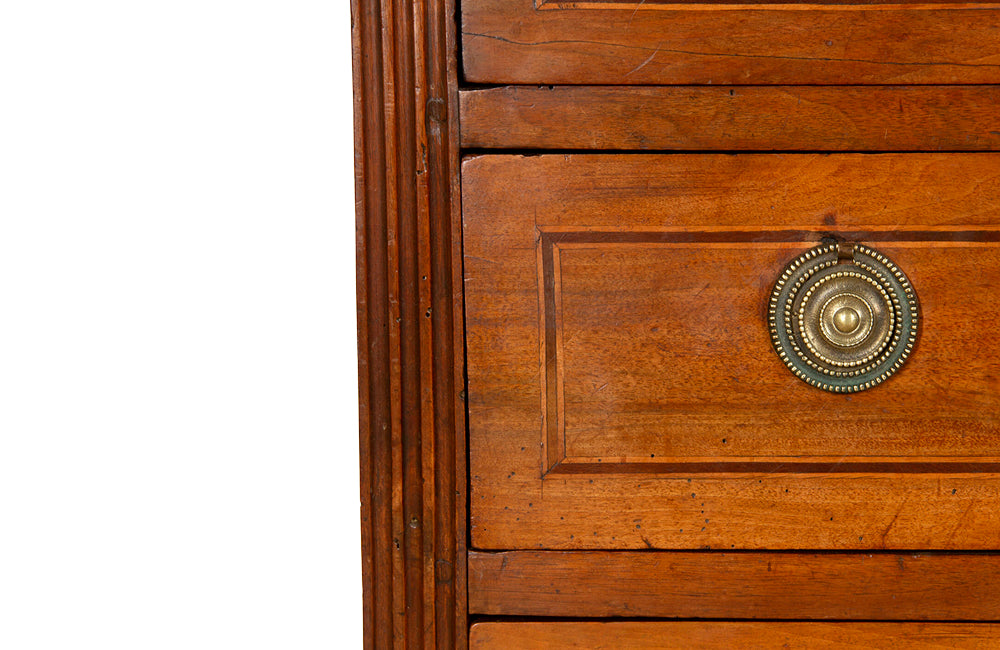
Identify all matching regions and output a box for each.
[768,243,919,393]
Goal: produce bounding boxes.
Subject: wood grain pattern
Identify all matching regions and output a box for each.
[470,622,1000,648]
[462,0,1000,84]
[464,153,1000,550]
[551,241,1000,462]
[353,0,466,645]
[460,86,1000,151]
[468,551,1000,619]
[543,0,1000,5]
[544,0,999,5]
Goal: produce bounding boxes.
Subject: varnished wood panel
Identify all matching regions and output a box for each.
[353,0,466,645]
[468,551,1000,619]
[543,0,998,5]
[460,86,1000,151]
[551,241,1000,462]
[471,622,1000,648]
[462,154,1000,233]
[464,154,1000,550]
[462,0,1000,84]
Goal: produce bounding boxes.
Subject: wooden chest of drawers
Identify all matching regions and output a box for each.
[354,0,1000,646]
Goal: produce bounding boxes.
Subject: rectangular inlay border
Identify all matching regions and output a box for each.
[537,228,1000,476]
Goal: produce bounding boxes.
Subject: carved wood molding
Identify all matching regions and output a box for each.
[352,0,465,646]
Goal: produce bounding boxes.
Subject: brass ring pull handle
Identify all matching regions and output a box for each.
[768,242,919,393]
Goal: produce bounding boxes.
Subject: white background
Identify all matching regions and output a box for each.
[1,2,359,647]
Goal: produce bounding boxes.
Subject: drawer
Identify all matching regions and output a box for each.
[459,86,1000,152]
[462,0,1000,85]
[470,622,1000,649]
[463,153,1000,551]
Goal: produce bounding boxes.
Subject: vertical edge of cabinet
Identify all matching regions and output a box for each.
[353,0,467,647]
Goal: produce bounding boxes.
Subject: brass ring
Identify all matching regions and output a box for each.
[768,243,919,392]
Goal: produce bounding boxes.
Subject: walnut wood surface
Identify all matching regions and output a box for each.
[546,0,994,4]
[353,0,465,645]
[468,551,1000,619]
[555,243,1000,461]
[462,0,1000,84]
[464,153,1000,550]
[460,86,1000,151]
[470,622,1000,648]
[357,0,1000,636]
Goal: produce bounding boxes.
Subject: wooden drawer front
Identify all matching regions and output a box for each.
[471,622,1000,649]
[459,86,1000,152]
[462,0,1000,85]
[468,551,1000,619]
[463,153,1000,550]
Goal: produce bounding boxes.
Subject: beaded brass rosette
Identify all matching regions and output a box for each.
[768,243,919,393]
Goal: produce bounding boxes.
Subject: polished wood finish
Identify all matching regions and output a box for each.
[544,0,997,5]
[468,551,1000,619]
[353,0,465,645]
[470,622,1000,649]
[542,241,999,462]
[464,153,1000,550]
[462,0,1000,85]
[360,0,1000,636]
[460,86,1000,151]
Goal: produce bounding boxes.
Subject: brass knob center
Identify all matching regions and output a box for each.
[832,307,860,334]
[817,292,876,350]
